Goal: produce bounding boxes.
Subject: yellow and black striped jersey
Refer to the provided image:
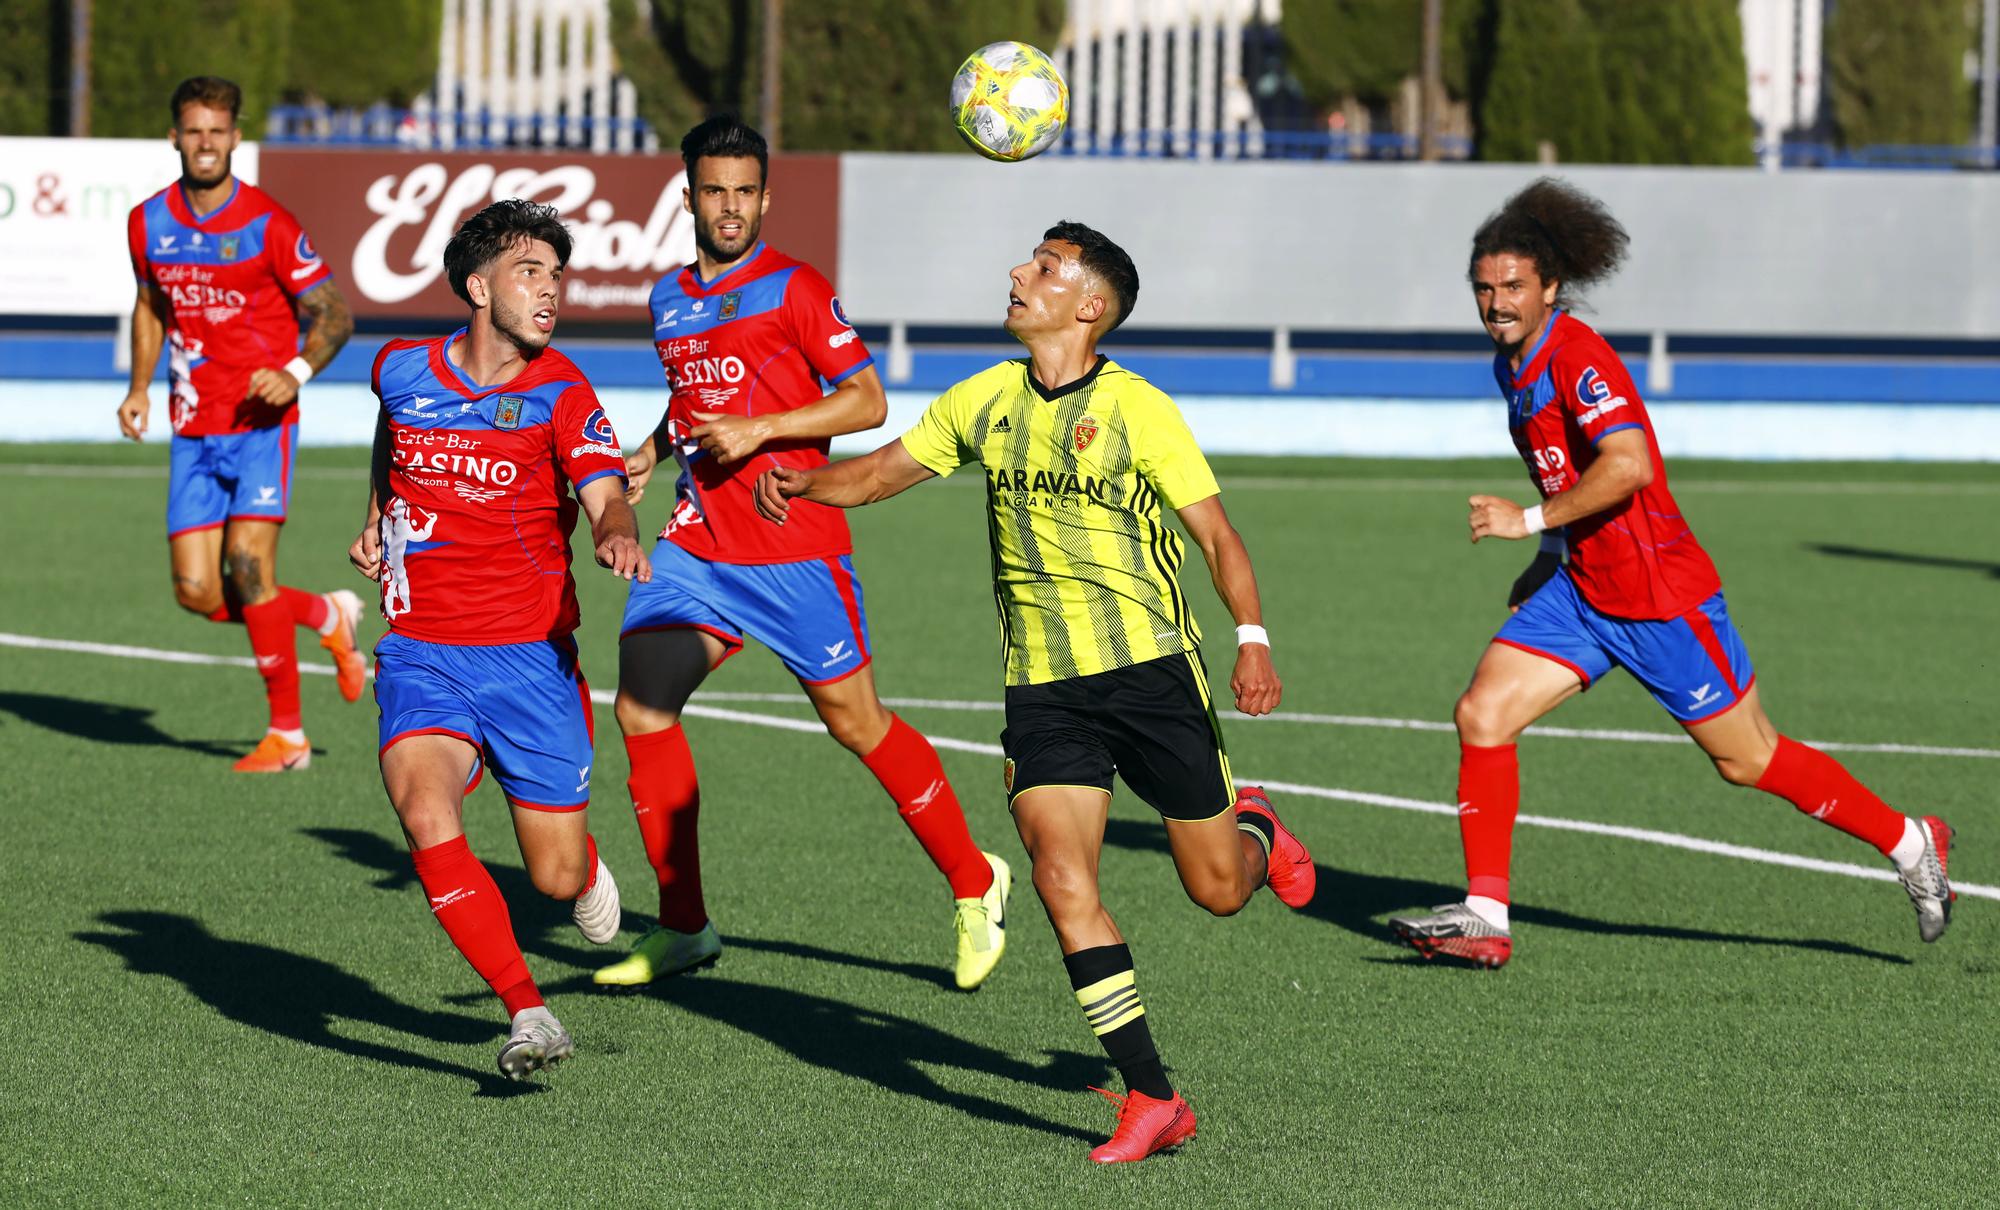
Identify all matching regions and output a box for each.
[900,356,1220,686]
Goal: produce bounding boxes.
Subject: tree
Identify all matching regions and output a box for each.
[0,0,58,135]
[1476,0,1612,163]
[283,0,439,109]
[89,0,291,136]
[1827,0,1977,146]
[1282,0,1487,109]
[1586,0,1753,164]
[611,0,1064,151]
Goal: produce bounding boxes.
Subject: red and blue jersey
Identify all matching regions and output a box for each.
[371,333,627,646]
[126,180,332,437]
[648,243,874,565]
[1497,311,1721,621]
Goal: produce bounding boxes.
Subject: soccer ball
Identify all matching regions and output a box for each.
[950,41,1069,162]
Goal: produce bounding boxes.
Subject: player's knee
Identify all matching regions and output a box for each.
[1454,689,1512,746]
[172,578,221,615]
[614,691,678,736]
[1713,751,1771,788]
[822,702,891,755]
[223,550,264,601]
[1030,859,1100,921]
[528,854,589,900]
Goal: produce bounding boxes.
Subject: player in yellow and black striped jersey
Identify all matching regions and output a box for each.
[754,221,1319,1165]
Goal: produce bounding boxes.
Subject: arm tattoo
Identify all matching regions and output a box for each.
[296,282,356,373]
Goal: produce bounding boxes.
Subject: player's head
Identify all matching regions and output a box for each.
[681,115,771,265]
[1468,177,1628,354]
[444,199,573,353]
[168,77,242,190]
[1006,221,1139,344]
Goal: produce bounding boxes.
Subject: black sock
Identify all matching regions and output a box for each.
[1237,809,1275,859]
[1064,943,1173,1101]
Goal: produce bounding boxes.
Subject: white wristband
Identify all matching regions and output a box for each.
[1236,624,1269,648]
[1522,504,1547,535]
[1538,529,1568,556]
[283,356,314,388]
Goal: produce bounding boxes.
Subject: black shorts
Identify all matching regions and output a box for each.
[1000,652,1234,822]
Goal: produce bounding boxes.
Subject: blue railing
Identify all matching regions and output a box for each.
[262,103,653,150]
[1771,140,1997,171]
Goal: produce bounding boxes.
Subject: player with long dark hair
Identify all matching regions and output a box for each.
[1388,178,1956,968]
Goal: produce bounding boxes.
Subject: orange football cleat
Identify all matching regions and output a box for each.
[233,732,312,773]
[1088,1087,1197,1164]
[1237,786,1317,909]
[319,589,367,703]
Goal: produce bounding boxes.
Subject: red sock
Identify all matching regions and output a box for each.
[241,597,302,731]
[580,833,600,895]
[625,726,705,932]
[1755,735,1906,855]
[1458,742,1520,903]
[861,714,992,899]
[409,835,542,1016]
[206,603,244,624]
[278,586,331,631]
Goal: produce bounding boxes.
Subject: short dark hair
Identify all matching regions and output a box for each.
[1043,220,1139,331]
[170,76,241,126]
[443,199,573,305]
[681,115,769,186]
[1468,177,1629,309]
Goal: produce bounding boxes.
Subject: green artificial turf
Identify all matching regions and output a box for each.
[0,444,1993,1208]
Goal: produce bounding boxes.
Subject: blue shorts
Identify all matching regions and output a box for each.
[374,633,596,810]
[1495,569,1756,723]
[620,539,872,684]
[166,426,298,538]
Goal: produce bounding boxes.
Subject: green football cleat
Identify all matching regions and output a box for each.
[953,852,1012,991]
[592,921,722,988]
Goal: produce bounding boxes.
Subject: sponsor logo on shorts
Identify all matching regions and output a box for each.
[820,639,854,668]
[1003,758,1016,794]
[1686,682,1724,712]
[575,766,592,794]
[254,485,279,505]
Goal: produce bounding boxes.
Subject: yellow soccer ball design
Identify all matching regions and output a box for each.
[950,41,1069,162]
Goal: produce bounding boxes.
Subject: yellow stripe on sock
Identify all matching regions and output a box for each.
[1074,970,1146,1036]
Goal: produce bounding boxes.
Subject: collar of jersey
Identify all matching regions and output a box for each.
[684,242,768,293]
[172,178,241,226]
[1023,353,1107,402]
[432,327,538,400]
[1505,309,1567,389]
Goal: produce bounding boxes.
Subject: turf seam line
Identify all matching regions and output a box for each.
[5,628,1993,904]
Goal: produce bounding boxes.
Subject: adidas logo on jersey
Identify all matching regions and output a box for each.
[992,416,1012,433]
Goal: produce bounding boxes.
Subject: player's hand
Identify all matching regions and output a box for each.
[116,390,151,442]
[689,410,773,465]
[624,437,658,505]
[1508,551,1562,613]
[596,532,652,582]
[1230,642,1282,716]
[1468,494,1530,543]
[247,366,303,408]
[755,466,812,525]
[349,523,382,579]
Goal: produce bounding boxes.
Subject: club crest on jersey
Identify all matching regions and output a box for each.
[1003,758,1016,794]
[219,235,240,261]
[719,291,741,321]
[830,296,851,327]
[1072,415,1100,453]
[494,396,525,429]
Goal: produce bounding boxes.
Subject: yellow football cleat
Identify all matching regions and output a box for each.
[593,921,721,988]
[953,852,1012,991]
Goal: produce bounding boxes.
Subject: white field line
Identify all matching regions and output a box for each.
[6,461,1998,496]
[2,629,1992,903]
[678,690,2000,762]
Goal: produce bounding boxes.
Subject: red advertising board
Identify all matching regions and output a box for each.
[257,148,841,322]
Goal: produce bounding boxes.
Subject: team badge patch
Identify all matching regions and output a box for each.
[719,291,741,321]
[1003,758,1016,794]
[1072,415,1100,453]
[219,235,240,261]
[495,396,524,429]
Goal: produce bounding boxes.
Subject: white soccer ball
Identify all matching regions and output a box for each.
[950,41,1069,162]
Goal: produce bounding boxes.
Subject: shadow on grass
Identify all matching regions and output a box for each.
[1807,542,2000,579]
[0,692,248,758]
[75,910,533,1097]
[303,826,1109,1138]
[621,974,1107,1143]
[1101,818,1910,966]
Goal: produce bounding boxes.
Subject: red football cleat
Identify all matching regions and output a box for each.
[1088,1086,1197,1164]
[1237,786,1316,908]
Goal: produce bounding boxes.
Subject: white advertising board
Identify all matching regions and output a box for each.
[0,138,260,316]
